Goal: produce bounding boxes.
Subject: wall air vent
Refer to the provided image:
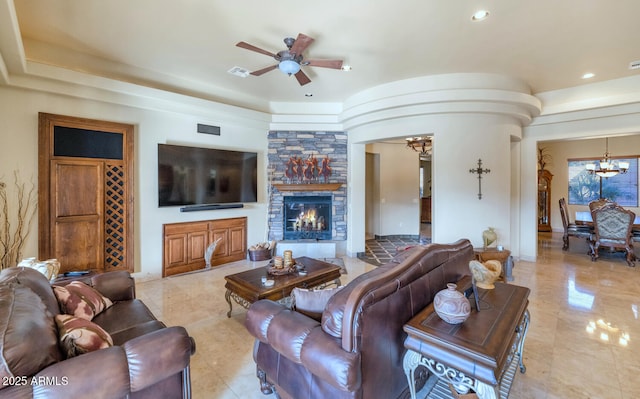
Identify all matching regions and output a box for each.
[228,66,250,77]
[629,60,640,70]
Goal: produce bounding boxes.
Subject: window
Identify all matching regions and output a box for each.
[568,158,639,206]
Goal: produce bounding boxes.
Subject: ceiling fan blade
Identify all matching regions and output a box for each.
[236,41,276,58]
[290,33,314,56]
[306,59,344,69]
[294,70,311,86]
[250,65,278,76]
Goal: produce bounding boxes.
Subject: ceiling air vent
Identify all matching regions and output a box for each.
[629,60,640,70]
[228,66,250,77]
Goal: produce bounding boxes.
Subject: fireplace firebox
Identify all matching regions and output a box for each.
[283,195,332,240]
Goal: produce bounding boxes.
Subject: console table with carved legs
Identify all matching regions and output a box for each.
[403,277,530,399]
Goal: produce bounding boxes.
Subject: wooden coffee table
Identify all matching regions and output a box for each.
[403,276,530,399]
[224,256,342,317]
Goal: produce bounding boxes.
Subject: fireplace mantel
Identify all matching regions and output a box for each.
[272,183,342,192]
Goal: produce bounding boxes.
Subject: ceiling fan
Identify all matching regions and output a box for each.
[235,33,343,86]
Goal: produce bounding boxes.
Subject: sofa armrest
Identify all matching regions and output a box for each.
[29,347,132,399]
[246,300,361,391]
[90,271,136,302]
[13,327,195,398]
[123,326,194,392]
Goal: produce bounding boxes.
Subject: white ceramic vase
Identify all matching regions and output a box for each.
[433,283,471,324]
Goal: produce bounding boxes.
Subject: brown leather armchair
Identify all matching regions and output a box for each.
[245,239,473,399]
[0,267,195,398]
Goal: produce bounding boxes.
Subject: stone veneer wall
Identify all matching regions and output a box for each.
[267,131,347,241]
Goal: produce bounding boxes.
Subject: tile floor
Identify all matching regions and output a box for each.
[360,223,432,265]
[135,233,640,398]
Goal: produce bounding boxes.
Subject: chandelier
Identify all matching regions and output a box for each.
[585,138,629,178]
[406,137,432,160]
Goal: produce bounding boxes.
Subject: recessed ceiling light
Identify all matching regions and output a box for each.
[471,10,489,21]
[341,65,352,71]
[582,72,595,79]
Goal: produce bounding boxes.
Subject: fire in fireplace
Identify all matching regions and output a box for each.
[283,195,332,240]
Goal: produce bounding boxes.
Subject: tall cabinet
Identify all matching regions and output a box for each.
[38,113,134,274]
[537,169,553,232]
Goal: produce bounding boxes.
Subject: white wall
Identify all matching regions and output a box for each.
[344,73,539,252]
[5,69,640,268]
[0,85,270,279]
[364,152,380,237]
[349,112,523,250]
[433,115,517,249]
[365,141,420,236]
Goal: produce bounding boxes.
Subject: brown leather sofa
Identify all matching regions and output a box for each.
[0,267,195,398]
[245,239,473,399]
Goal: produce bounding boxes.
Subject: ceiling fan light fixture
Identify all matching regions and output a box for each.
[279,59,301,75]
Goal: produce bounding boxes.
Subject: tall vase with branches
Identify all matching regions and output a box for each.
[0,171,37,270]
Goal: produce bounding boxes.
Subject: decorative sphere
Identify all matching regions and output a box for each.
[433,283,471,324]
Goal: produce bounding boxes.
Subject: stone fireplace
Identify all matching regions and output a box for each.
[267,131,347,242]
[283,195,332,240]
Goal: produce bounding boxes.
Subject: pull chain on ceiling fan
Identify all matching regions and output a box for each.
[236,33,344,86]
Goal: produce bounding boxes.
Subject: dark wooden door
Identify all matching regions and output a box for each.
[38,113,134,273]
[50,160,104,270]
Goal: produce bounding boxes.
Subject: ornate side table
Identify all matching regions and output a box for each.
[403,277,530,399]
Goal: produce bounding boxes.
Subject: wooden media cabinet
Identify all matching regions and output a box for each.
[163,217,247,277]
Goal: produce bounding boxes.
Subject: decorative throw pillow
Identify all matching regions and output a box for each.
[55,314,113,358]
[54,281,113,320]
[292,286,343,321]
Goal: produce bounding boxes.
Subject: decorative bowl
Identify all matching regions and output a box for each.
[469,260,502,289]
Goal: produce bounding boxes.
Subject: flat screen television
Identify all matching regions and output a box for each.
[158,144,258,207]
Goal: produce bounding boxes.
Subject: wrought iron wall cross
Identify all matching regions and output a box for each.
[469,159,491,199]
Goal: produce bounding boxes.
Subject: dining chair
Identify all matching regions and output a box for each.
[588,198,614,213]
[559,198,592,251]
[589,203,636,266]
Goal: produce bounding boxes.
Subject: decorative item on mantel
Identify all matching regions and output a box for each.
[284,154,332,184]
[320,155,332,183]
[482,227,497,248]
[433,283,471,324]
